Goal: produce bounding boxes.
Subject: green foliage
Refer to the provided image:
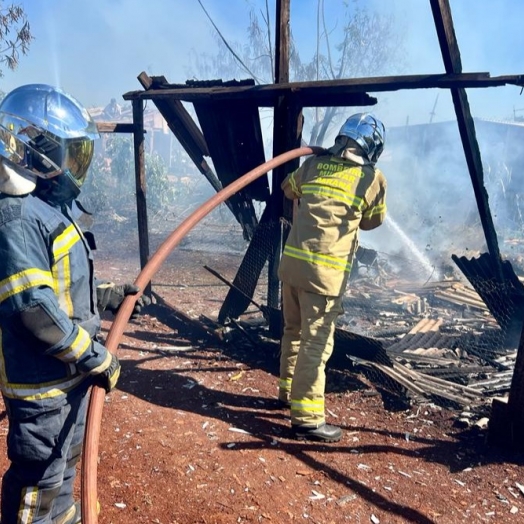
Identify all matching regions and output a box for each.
[145,151,177,211]
[0,3,33,76]
[107,135,134,188]
[81,136,177,218]
[80,153,113,214]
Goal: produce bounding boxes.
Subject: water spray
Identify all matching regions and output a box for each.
[385,215,440,281]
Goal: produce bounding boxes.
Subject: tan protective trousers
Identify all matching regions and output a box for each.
[279,282,343,427]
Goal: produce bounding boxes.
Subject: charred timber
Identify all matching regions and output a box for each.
[137,73,258,240]
[123,72,524,105]
[96,122,137,134]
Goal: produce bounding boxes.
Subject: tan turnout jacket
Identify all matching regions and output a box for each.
[278,151,387,296]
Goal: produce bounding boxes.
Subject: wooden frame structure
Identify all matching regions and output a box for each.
[106,0,524,449]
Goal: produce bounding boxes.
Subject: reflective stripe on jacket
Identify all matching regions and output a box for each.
[0,193,106,411]
[278,153,387,296]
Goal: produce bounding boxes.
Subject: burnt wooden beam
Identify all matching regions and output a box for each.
[507,326,524,447]
[429,0,524,451]
[123,72,524,104]
[137,72,238,221]
[96,122,137,134]
[218,0,302,331]
[267,0,297,336]
[430,0,503,277]
[431,0,462,72]
[299,92,376,107]
[488,326,524,451]
[131,98,151,296]
[137,72,210,164]
[274,0,290,87]
[268,97,303,333]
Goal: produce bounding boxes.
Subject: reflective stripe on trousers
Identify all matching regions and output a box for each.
[279,282,343,426]
[1,383,90,524]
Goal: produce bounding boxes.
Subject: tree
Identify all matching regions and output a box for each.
[189,0,407,146]
[0,3,33,77]
[82,136,177,218]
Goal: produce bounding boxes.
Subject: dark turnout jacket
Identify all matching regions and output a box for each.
[0,193,109,413]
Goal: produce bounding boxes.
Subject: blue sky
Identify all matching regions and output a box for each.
[2,0,524,127]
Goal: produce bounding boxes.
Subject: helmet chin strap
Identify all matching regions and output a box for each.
[0,160,37,196]
[327,136,368,162]
[327,136,352,157]
[34,170,81,206]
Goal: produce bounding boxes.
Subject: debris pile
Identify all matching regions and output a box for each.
[339,274,518,409]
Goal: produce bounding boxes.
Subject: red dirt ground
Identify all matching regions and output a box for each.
[1,227,524,524]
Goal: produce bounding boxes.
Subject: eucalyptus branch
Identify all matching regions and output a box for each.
[0,6,32,76]
[263,0,274,79]
[321,0,337,79]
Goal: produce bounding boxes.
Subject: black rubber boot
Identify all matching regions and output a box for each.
[291,423,342,442]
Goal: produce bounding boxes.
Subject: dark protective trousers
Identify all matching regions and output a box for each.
[279,282,343,427]
[1,384,90,524]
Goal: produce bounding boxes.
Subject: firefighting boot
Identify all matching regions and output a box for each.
[53,500,101,524]
[53,503,77,524]
[291,423,342,443]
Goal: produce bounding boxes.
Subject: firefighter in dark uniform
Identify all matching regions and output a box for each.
[278,113,387,442]
[0,84,146,524]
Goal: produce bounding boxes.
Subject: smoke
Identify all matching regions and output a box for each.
[4,1,522,275]
[362,117,524,282]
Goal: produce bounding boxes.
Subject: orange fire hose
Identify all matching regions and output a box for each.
[81,146,324,523]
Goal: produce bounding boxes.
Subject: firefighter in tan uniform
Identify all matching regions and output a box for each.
[278,113,387,442]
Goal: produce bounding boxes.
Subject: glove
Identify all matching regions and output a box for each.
[131,289,152,318]
[96,282,150,318]
[91,352,121,393]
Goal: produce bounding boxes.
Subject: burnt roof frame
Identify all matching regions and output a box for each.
[121,68,524,286]
[118,0,524,314]
[123,71,524,104]
[115,0,524,449]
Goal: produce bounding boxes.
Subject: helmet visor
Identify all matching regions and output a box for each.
[0,123,93,186]
[61,139,94,186]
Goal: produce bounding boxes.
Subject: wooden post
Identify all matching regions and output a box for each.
[430,0,524,449]
[430,0,503,282]
[507,323,524,446]
[132,98,151,296]
[268,0,303,337]
[488,322,524,451]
